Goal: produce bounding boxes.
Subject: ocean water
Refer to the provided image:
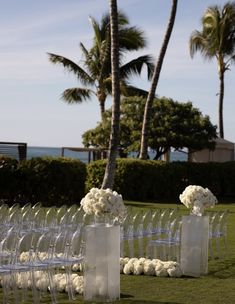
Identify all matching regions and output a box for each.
[27,146,187,163]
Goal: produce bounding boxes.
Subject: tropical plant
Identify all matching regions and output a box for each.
[48,11,154,120]
[82,96,217,160]
[101,0,120,189]
[139,0,178,159]
[189,2,235,139]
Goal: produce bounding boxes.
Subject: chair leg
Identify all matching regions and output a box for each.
[209,239,214,259]
[215,237,221,258]
[128,238,134,258]
[65,266,75,301]
[48,268,58,304]
[138,237,143,257]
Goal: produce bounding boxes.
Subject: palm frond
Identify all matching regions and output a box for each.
[119,27,146,51]
[226,54,235,66]
[191,2,235,59]
[99,10,129,35]
[89,16,102,48]
[47,53,94,85]
[79,43,101,77]
[121,84,150,98]
[189,31,214,59]
[120,55,154,80]
[79,43,90,57]
[62,88,94,104]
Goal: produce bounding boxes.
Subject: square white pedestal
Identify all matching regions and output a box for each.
[180,215,209,277]
[84,223,120,302]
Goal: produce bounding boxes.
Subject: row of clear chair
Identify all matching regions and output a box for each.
[0,218,84,304]
[0,201,86,304]
[0,201,85,235]
[146,215,182,262]
[208,210,229,259]
[121,207,229,262]
[120,207,179,259]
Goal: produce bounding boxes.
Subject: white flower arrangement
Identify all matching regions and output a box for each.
[2,255,183,296]
[80,187,126,219]
[7,272,84,295]
[179,185,218,216]
[120,257,182,278]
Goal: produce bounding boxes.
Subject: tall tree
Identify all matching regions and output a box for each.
[189,2,235,139]
[139,0,178,159]
[101,0,120,189]
[48,12,153,120]
[83,96,217,160]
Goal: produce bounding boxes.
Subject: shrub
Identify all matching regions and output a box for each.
[86,159,235,202]
[86,159,187,201]
[0,156,19,201]
[0,156,86,206]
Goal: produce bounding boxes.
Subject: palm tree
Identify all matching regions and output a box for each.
[189,2,235,139]
[48,11,154,120]
[139,0,178,159]
[102,0,120,189]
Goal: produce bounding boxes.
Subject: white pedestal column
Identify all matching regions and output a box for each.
[180,215,209,277]
[84,223,120,302]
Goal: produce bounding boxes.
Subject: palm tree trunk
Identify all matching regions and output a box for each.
[102,0,120,190]
[139,0,178,159]
[100,99,105,120]
[218,70,224,138]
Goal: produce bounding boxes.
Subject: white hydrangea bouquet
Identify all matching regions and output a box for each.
[179,185,218,216]
[80,187,126,222]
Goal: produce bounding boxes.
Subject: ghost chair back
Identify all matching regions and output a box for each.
[151,209,162,235]
[121,211,134,258]
[0,227,21,304]
[147,216,182,262]
[209,210,229,259]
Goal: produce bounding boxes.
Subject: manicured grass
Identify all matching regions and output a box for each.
[1,202,235,303]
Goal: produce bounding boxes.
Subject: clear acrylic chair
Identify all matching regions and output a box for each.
[151,209,161,236]
[53,228,84,300]
[141,210,153,257]
[33,208,47,232]
[45,206,58,231]
[31,202,42,214]
[120,211,134,258]
[71,206,84,225]
[0,203,9,227]
[132,210,144,257]
[147,216,182,261]
[209,210,229,259]
[0,226,30,304]
[20,202,32,215]
[15,229,44,304]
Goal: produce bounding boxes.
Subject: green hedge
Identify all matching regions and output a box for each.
[1,156,235,205]
[0,156,87,206]
[0,156,19,200]
[86,159,235,201]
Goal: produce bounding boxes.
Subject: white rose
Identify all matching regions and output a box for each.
[133,261,144,275]
[143,261,155,276]
[155,266,168,277]
[123,262,134,275]
[167,265,183,277]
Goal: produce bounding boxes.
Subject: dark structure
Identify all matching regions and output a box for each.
[0,141,27,161]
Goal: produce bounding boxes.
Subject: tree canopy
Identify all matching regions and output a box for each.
[82,96,217,160]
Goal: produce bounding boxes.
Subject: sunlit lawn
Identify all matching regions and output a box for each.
[1,201,235,303]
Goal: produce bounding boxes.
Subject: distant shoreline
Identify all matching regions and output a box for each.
[27,146,187,163]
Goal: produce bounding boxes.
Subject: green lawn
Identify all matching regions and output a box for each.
[1,202,235,303]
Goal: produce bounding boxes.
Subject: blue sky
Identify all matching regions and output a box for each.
[1,0,234,147]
